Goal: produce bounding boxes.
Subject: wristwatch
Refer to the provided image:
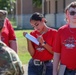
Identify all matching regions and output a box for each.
[42,41,46,46]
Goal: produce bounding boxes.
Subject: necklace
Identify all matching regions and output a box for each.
[68,25,76,34]
[40,27,49,35]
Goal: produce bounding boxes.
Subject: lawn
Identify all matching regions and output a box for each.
[15,30,32,64]
[10,19,32,64]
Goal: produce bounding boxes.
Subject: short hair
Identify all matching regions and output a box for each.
[65,1,76,13]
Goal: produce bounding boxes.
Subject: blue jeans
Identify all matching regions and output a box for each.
[64,68,76,75]
[28,59,53,75]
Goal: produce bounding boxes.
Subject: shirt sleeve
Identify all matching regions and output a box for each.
[6,18,16,41]
[53,30,61,53]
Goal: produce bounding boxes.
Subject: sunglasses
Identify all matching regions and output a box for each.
[69,11,76,16]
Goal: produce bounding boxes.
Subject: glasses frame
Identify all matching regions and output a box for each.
[69,11,76,16]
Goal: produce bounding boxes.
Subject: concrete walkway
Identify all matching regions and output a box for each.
[23,64,28,75]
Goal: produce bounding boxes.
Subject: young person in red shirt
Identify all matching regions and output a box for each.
[53,1,76,75]
[0,10,17,53]
[23,12,57,75]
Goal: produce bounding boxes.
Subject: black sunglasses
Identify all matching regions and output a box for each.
[69,11,76,16]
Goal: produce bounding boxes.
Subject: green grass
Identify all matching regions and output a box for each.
[15,30,32,64]
[10,18,17,28]
[10,19,32,64]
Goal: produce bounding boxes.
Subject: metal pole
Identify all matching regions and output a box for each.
[42,0,45,15]
[55,0,57,28]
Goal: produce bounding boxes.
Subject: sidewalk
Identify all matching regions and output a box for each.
[23,64,28,75]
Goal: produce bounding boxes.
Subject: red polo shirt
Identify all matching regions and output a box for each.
[1,18,16,46]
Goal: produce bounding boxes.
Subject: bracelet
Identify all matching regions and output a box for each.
[42,41,46,46]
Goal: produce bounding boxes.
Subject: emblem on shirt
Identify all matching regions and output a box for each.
[63,36,76,49]
[35,44,45,51]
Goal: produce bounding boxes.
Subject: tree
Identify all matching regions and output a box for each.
[0,0,16,14]
[33,0,42,8]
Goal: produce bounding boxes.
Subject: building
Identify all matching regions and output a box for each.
[16,0,42,29]
[42,0,76,28]
[16,0,33,29]
[16,0,76,29]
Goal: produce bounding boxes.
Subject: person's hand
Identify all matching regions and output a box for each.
[37,35,45,45]
[23,32,27,37]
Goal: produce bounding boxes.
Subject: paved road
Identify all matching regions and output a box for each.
[23,64,28,75]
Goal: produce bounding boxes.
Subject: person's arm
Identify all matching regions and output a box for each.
[37,35,53,54]
[53,52,60,75]
[42,41,53,54]
[27,39,35,56]
[23,32,35,56]
[6,18,18,53]
[9,40,18,53]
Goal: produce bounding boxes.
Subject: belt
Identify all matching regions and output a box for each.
[33,59,52,66]
[33,59,53,75]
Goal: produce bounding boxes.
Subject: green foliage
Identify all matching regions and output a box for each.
[0,0,9,9]
[0,0,42,14]
[33,0,42,8]
[0,0,16,14]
